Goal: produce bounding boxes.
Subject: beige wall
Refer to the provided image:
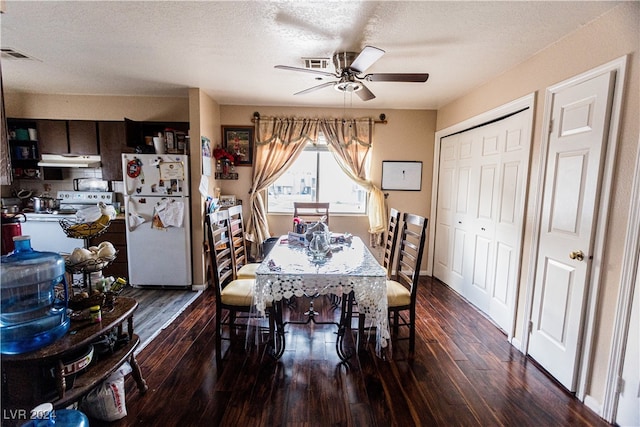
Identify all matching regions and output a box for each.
[189,89,220,289]
[437,2,640,406]
[217,105,436,263]
[4,93,189,122]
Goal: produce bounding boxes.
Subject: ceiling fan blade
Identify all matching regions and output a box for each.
[275,65,336,78]
[294,81,336,96]
[364,73,430,82]
[356,83,375,101]
[349,45,385,73]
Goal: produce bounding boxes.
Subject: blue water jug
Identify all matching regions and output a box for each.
[21,403,89,427]
[1,235,70,354]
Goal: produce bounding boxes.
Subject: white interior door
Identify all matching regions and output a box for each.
[528,71,615,392]
[434,110,530,332]
[434,132,474,293]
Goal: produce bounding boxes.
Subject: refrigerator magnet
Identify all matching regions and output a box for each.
[159,162,185,180]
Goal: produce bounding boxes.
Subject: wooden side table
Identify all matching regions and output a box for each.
[1,296,147,412]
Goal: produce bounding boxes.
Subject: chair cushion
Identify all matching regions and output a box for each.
[386,279,411,307]
[220,279,255,306]
[237,263,260,279]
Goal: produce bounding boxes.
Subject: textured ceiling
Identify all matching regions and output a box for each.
[0,1,620,110]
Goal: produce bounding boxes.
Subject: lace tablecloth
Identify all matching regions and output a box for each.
[254,235,390,356]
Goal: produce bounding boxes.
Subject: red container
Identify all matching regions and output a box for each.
[1,214,25,255]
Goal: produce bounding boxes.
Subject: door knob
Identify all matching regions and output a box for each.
[569,250,585,261]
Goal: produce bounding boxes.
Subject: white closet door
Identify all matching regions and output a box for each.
[434,110,531,332]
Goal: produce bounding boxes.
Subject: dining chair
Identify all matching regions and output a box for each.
[206,210,279,368]
[293,202,330,227]
[227,204,261,279]
[383,208,401,278]
[346,208,400,338]
[358,212,428,353]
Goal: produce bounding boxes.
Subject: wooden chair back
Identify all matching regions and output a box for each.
[293,202,330,226]
[395,213,428,303]
[206,210,234,295]
[226,204,249,274]
[383,208,401,277]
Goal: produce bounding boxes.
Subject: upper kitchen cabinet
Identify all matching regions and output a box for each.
[8,118,41,180]
[125,118,189,153]
[37,120,67,154]
[68,120,98,154]
[37,120,99,155]
[98,121,134,181]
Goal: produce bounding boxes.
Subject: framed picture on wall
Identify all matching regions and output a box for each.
[381,161,423,191]
[222,125,254,166]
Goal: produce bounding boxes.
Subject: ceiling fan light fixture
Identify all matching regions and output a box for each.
[334,80,362,93]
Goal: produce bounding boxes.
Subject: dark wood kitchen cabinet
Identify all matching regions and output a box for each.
[36,120,99,155]
[37,120,68,154]
[98,121,133,181]
[68,120,98,154]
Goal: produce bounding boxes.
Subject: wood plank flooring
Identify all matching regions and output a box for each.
[118,286,202,350]
[95,277,610,426]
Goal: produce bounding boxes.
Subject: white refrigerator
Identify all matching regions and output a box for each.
[122,153,192,288]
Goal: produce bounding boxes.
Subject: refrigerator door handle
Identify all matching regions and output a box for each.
[125,197,133,232]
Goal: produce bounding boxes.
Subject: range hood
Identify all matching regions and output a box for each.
[38,154,101,168]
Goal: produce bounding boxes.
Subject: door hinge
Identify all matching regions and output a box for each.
[548,119,554,135]
[528,320,533,334]
[617,377,625,394]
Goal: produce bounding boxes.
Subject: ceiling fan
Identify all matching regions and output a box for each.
[275,45,429,101]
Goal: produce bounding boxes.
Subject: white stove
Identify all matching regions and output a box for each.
[57,190,114,212]
[21,190,115,254]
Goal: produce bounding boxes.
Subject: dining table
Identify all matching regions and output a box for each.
[253,234,391,361]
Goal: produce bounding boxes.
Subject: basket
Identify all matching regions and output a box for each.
[59,218,111,240]
[64,251,118,274]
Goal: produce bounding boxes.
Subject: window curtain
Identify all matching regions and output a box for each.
[319,118,387,246]
[245,117,320,247]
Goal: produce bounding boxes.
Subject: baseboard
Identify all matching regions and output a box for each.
[191,282,209,291]
[511,336,524,352]
[583,394,602,418]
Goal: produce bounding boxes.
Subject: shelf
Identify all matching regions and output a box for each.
[52,334,140,409]
[215,172,238,180]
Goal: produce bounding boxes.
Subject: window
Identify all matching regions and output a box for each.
[267,136,367,214]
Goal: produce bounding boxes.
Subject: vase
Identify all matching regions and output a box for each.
[309,231,330,261]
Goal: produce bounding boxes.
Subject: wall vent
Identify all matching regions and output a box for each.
[302,57,330,70]
[1,48,34,60]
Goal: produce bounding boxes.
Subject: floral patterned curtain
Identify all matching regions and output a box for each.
[245,117,319,247]
[319,118,387,246]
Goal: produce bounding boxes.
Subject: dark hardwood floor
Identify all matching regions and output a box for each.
[98,277,609,427]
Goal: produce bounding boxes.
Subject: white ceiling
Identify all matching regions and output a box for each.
[0,1,620,110]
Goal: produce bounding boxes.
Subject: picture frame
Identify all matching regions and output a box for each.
[222,125,254,166]
[381,161,423,191]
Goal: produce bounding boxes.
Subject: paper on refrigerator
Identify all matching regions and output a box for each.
[154,199,185,228]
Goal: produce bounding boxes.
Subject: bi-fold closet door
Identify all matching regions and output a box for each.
[433,110,531,333]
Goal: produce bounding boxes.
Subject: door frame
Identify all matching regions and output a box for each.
[601,134,640,423]
[522,55,628,401]
[428,93,535,341]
